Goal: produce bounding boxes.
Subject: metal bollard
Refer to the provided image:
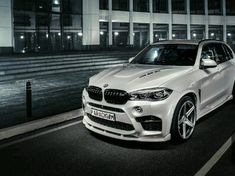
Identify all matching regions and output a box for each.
[26,81,32,118]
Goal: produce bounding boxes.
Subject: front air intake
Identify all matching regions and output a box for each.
[136,116,162,131]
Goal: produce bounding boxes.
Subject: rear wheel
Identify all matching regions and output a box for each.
[171,96,196,142]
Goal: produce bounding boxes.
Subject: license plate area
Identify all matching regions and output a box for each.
[91,109,116,122]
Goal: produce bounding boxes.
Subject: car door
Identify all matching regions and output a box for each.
[220,44,235,95]
[212,43,232,96]
[199,43,225,109]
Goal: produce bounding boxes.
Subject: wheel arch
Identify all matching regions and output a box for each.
[175,90,199,119]
[178,91,198,106]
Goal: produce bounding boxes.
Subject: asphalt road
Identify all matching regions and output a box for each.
[0,101,235,176]
[207,147,235,176]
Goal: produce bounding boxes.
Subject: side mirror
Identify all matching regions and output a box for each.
[129,57,135,63]
[201,59,217,69]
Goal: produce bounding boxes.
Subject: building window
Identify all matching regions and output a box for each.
[63,15,73,26]
[112,0,129,11]
[112,23,129,47]
[36,14,50,26]
[190,0,204,15]
[172,24,187,39]
[227,26,235,50]
[153,0,168,13]
[226,0,235,16]
[133,23,150,48]
[208,0,222,15]
[191,25,205,40]
[172,0,187,14]
[13,0,82,53]
[52,0,61,12]
[13,0,35,11]
[14,13,31,26]
[153,24,169,42]
[62,0,82,14]
[133,0,149,12]
[209,25,223,40]
[100,22,109,48]
[100,0,108,10]
[35,0,52,12]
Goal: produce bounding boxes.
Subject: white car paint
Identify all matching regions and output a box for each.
[82,40,235,142]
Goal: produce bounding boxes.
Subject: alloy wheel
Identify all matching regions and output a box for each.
[177,100,196,139]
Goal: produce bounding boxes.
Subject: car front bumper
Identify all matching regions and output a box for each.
[82,88,181,142]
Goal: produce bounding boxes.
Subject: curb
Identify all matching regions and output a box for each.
[0,108,83,141]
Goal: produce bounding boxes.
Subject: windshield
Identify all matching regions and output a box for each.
[131,44,198,66]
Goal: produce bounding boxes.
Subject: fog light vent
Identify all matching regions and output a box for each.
[136,116,162,131]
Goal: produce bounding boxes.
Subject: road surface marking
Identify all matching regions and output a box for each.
[194,133,235,176]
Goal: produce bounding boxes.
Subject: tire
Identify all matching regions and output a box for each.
[171,96,197,142]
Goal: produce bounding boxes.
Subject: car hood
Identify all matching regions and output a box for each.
[89,64,193,92]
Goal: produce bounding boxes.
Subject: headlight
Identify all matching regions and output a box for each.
[129,88,173,101]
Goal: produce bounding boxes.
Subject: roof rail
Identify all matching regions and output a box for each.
[198,39,224,44]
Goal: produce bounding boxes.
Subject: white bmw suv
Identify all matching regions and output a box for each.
[82,40,235,142]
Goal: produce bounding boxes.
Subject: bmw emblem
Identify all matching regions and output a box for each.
[103,84,109,88]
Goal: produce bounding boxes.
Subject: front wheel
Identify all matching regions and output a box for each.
[171,96,197,142]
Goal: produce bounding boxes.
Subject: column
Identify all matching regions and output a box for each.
[168,0,172,40]
[149,0,153,44]
[187,0,191,40]
[140,31,143,46]
[222,0,227,42]
[129,0,134,46]
[205,0,209,39]
[0,0,13,54]
[83,0,100,46]
[108,0,113,46]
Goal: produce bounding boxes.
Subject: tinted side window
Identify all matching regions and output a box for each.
[214,44,227,64]
[201,44,216,61]
[222,44,233,60]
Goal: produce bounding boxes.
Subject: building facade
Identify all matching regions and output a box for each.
[1,0,235,54]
